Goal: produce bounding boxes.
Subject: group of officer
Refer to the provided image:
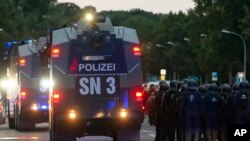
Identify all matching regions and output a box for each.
[146,80,250,141]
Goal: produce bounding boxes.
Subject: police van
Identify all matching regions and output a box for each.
[49,14,143,141]
[3,38,50,131]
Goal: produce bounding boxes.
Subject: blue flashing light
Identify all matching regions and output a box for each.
[123,90,129,108]
[108,101,116,109]
[41,105,48,110]
[5,42,12,48]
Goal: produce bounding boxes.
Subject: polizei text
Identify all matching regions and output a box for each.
[79,63,116,72]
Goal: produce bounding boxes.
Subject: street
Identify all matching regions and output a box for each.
[0,118,155,141]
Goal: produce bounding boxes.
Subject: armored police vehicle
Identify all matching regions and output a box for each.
[49,14,143,141]
[3,38,50,131]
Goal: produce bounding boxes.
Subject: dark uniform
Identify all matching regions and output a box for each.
[232,81,250,125]
[204,84,222,141]
[147,84,157,126]
[154,82,169,141]
[162,80,178,141]
[176,81,186,141]
[198,85,207,141]
[180,80,204,141]
[220,84,233,141]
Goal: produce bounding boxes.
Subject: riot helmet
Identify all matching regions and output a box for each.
[221,83,231,93]
[180,85,188,92]
[239,81,250,90]
[208,84,218,92]
[170,80,177,89]
[198,85,207,94]
[159,81,169,91]
[204,84,210,89]
[183,79,190,84]
[232,83,239,91]
[187,79,197,90]
[177,81,185,91]
[159,81,166,86]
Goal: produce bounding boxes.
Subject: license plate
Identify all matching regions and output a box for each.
[78,76,119,95]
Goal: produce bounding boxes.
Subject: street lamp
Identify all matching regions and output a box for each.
[156,42,176,48]
[200,34,207,37]
[222,29,247,81]
[0,28,3,32]
[184,37,190,42]
[156,44,167,48]
[156,42,176,79]
[167,41,175,45]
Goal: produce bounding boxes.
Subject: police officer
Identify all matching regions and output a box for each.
[180,84,188,93]
[180,80,204,141]
[162,80,178,141]
[204,84,222,141]
[147,84,157,125]
[176,81,185,141]
[198,85,207,141]
[198,85,207,95]
[154,81,169,141]
[233,81,250,125]
[177,81,185,92]
[232,83,240,96]
[220,84,232,141]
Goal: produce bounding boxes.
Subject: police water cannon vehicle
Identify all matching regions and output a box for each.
[49,13,143,141]
[2,38,50,131]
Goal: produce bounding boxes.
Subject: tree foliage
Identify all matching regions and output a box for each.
[0,0,249,83]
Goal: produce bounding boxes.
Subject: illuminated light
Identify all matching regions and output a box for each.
[52,48,60,58]
[135,91,143,102]
[53,92,60,104]
[5,42,12,48]
[95,112,104,118]
[133,46,141,56]
[31,104,38,111]
[68,110,77,119]
[52,48,60,54]
[120,109,128,118]
[1,78,17,90]
[0,79,7,89]
[142,106,145,110]
[20,91,26,99]
[53,94,60,99]
[133,47,141,52]
[40,79,49,90]
[85,13,94,22]
[41,105,48,110]
[69,58,78,72]
[136,92,143,97]
[19,59,26,66]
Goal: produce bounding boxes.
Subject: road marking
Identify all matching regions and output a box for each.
[0,137,39,140]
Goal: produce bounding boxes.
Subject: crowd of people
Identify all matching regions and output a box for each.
[142,80,250,141]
